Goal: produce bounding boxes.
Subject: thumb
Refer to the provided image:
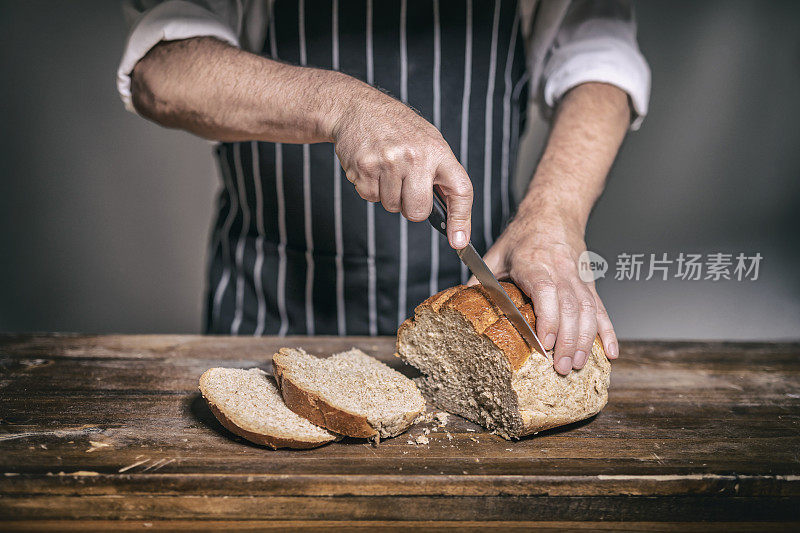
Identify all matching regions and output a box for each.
[434,159,473,249]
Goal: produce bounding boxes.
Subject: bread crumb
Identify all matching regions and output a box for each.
[434,412,450,427]
[422,428,430,435]
[415,435,429,445]
[86,441,111,453]
[466,428,476,432]
[446,432,453,441]
[415,411,435,424]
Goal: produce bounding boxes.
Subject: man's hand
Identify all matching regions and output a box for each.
[332,94,472,249]
[479,213,618,375]
[131,37,472,248]
[477,82,630,375]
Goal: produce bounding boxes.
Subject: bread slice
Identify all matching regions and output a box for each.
[396,282,611,439]
[272,348,425,440]
[199,367,338,449]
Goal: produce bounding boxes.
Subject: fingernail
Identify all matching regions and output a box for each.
[452,231,467,248]
[544,334,556,350]
[556,357,572,375]
[607,342,619,359]
[574,350,587,368]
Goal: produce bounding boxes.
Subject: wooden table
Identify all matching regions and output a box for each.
[1,334,798,531]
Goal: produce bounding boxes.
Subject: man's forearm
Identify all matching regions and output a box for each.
[131,36,475,248]
[480,82,631,373]
[516,82,630,238]
[131,37,381,143]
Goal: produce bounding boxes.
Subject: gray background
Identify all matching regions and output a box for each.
[1,0,798,339]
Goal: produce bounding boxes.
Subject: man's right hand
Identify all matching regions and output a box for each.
[331,93,472,249]
[131,37,472,249]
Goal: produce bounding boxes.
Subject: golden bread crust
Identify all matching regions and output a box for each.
[205,402,336,449]
[408,282,599,372]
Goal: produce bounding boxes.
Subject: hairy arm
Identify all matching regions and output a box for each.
[480,82,630,374]
[131,37,473,247]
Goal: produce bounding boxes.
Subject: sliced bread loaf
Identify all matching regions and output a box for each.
[272,348,426,440]
[199,367,338,449]
[396,282,611,439]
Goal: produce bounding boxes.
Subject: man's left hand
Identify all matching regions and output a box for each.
[474,210,619,375]
[469,82,630,375]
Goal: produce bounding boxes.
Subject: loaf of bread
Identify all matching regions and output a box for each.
[273,348,425,441]
[199,367,338,449]
[396,282,611,439]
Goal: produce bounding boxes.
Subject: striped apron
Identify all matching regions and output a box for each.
[206,0,528,336]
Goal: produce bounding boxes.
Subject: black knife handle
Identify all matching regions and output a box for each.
[428,189,448,236]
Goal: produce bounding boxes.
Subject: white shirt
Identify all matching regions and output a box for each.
[117,0,650,129]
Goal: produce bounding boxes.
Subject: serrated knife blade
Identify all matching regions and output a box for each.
[456,244,547,357]
[427,190,546,357]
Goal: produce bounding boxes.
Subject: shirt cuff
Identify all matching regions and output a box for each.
[117,0,240,113]
[543,36,651,130]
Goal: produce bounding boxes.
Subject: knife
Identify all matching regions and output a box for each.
[428,190,547,357]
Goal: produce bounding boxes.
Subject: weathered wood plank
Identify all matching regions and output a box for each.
[2,521,799,532]
[1,494,799,522]
[2,472,798,497]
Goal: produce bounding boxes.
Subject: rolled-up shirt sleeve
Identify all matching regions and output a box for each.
[540,0,651,130]
[117,0,241,113]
